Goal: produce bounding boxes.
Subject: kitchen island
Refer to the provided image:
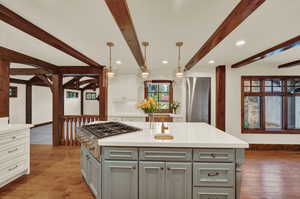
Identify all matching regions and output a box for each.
[79,122,248,199]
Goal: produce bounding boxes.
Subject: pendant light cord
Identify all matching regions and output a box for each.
[109,45,112,70]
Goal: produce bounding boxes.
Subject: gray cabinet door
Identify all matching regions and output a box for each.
[80,146,89,182]
[88,156,101,199]
[166,162,192,199]
[139,162,165,199]
[103,161,138,199]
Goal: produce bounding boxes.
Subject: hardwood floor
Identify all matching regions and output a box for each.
[1,145,300,199]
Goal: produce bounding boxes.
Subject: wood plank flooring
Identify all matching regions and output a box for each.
[1,145,300,199]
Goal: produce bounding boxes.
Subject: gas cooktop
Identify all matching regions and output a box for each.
[80,122,141,139]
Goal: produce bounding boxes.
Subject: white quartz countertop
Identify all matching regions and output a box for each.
[108,113,183,118]
[0,124,33,134]
[98,122,249,148]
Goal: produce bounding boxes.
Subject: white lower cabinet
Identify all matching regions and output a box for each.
[139,162,192,199]
[103,161,138,199]
[0,128,30,188]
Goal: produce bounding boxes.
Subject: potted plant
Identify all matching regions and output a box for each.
[137,97,159,128]
[170,101,180,114]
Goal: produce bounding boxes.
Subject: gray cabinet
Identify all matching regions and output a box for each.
[139,162,192,199]
[103,161,138,199]
[193,187,234,199]
[139,162,165,199]
[166,162,192,199]
[80,146,89,182]
[80,146,101,199]
[88,156,101,198]
[193,163,235,187]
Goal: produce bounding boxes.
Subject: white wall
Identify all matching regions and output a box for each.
[9,83,26,124]
[0,117,8,127]
[32,86,52,125]
[225,64,300,144]
[64,89,81,115]
[83,89,99,115]
[108,73,185,116]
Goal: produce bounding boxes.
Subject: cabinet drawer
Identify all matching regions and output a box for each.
[0,130,28,146]
[193,187,234,199]
[193,163,235,187]
[0,156,27,183]
[103,147,138,160]
[0,142,27,163]
[193,149,234,163]
[140,148,192,161]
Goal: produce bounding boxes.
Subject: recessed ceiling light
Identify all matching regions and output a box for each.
[235,40,246,47]
[208,60,215,64]
[115,60,122,64]
[162,60,168,64]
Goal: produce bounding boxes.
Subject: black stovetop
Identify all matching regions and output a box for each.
[81,122,141,139]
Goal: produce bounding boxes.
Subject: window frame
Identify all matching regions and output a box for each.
[9,86,18,98]
[241,76,300,134]
[86,92,97,100]
[66,91,79,99]
[144,80,173,113]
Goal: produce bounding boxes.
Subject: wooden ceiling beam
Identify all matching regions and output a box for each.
[0,4,103,69]
[184,0,265,71]
[9,78,28,84]
[278,60,300,69]
[82,82,98,90]
[10,68,50,75]
[28,75,48,87]
[104,0,145,69]
[78,79,97,86]
[0,46,58,72]
[58,66,101,74]
[37,75,53,92]
[232,35,300,68]
[63,76,82,89]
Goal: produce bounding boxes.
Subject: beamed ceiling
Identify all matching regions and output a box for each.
[1,0,300,74]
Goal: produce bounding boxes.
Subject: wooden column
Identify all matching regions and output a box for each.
[99,68,108,120]
[25,83,32,124]
[52,74,64,146]
[216,65,226,131]
[0,59,9,118]
[80,89,84,115]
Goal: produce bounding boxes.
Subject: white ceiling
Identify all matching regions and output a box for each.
[1,0,300,74]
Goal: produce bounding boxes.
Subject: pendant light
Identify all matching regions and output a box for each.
[175,42,184,78]
[141,41,150,79]
[106,42,115,78]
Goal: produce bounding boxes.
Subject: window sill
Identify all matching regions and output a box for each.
[242,129,300,134]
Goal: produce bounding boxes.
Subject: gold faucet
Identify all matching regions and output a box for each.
[161,122,168,133]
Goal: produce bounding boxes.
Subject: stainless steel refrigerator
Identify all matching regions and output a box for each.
[185,77,211,123]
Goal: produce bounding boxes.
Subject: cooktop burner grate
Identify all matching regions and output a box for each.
[81,122,141,139]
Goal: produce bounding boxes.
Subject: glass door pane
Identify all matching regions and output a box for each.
[265,96,282,129]
[244,96,261,129]
[288,96,300,129]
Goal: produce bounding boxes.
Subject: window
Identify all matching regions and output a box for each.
[9,86,17,98]
[86,92,97,100]
[66,91,79,99]
[241,76,300,134]
[144,80,173,113]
